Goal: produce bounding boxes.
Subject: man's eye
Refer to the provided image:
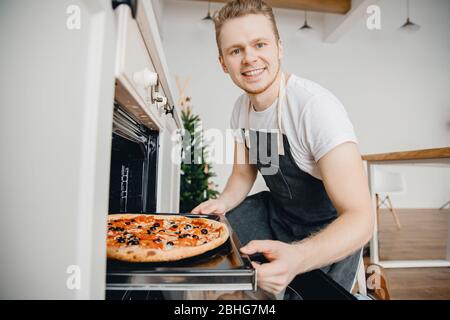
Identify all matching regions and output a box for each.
[231,48,240,55]
[256,43,265,48]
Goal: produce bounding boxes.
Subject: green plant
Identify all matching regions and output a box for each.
[179,106,219,212]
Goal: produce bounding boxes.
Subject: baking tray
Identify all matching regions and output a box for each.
[106,213,256,291]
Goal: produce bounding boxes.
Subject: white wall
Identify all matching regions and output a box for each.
[160,0,450,208]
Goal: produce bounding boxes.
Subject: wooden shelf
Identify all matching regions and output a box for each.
[362,147,450,162]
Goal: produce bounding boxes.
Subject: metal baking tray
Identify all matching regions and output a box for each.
[106,213,256,291]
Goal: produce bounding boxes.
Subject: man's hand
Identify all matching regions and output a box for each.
[240,240,304,294]
[191,198,228,215]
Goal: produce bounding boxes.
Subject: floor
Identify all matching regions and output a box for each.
[369,208,450,300]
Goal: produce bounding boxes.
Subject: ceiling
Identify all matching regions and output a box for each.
[188,0,351,14]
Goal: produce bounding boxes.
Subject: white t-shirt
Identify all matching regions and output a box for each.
[230,74,358,180]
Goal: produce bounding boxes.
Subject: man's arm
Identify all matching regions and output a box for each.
[294,141,374,270]
[241,142,374,293]
[191,141,257,214]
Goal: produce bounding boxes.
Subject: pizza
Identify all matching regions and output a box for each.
[106,214,229,262]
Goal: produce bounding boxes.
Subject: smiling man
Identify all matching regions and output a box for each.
[192,0,374,295]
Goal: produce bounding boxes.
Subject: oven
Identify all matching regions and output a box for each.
[106,103,258,297]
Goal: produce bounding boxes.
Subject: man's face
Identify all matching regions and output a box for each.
[218,14,283,95]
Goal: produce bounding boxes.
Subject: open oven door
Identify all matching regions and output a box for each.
[0,0,116,299]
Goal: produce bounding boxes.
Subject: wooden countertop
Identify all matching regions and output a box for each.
[362,147,450,162]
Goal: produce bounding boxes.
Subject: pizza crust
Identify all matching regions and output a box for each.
[107,214,229,262]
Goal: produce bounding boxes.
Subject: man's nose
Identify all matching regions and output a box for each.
[242,48,258,65]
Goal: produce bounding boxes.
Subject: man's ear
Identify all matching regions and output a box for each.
[278,39,284,60]
[218,55,229,74]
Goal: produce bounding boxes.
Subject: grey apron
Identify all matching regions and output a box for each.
[227,74,361,291]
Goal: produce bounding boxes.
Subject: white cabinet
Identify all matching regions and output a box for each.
[113,2,183,214]
[114,4,165,130]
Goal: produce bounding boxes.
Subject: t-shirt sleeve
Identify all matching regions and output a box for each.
[230,95,245,143]
[301,94,358,162]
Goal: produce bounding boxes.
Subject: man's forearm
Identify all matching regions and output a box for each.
[219,171,256,213]
[293,210,374,274]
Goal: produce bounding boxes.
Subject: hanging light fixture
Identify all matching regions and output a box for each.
[200,1,214,26]
[296,10,313,36]
[400,0,420,32]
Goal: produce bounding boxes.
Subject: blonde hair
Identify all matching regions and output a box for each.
[213,0,280,55]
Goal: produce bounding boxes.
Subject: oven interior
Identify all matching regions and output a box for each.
[109,104,158,214]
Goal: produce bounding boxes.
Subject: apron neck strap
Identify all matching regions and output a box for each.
[277,73,286,155]
[246,72,286,155]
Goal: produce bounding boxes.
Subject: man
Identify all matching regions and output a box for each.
[192,0,374,295]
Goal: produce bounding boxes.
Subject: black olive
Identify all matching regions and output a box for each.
[117,227,125,232]
[131,219,135,222]
[194,226,199,229]
[127,239,139,245]
[178,234,188,239]
[171,224,178,228]
[158,230,165,233]
[175,231,181,234]
[125,221,131,225]
[153,238,161,243]
[153,222,160,227]
[150,226,157,231]
[167,241,174,246]
[108,222,112,225]
[137,225,142,229]
[108,227,116,231]
[192,235,199,239]
[184,224,192,230]
[201,229,208,234]
[117,237,125,243]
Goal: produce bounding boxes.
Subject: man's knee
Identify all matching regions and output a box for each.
[226,191,268,225]
[225,191,274,245]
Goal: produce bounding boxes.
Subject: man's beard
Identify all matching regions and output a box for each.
[240,61,281,95]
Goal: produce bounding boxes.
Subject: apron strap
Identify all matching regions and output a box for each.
[246,72,286,155]
[277,73,286,155]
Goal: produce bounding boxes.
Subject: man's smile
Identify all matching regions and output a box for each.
[241,67,267,80]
